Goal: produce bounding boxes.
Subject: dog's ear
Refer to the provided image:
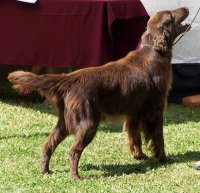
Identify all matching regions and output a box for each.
[153,25,170,52]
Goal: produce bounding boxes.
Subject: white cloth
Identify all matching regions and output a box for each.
[140,0,200,64]
[16,0,37,3]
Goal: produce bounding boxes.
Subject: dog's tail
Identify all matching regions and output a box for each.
[8,71,67,99]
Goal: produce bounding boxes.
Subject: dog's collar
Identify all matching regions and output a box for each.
[142,44,172,51]
[143,44,153,47]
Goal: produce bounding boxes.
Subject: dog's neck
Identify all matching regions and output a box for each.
[139,31,172,52]
[139,31,172,61]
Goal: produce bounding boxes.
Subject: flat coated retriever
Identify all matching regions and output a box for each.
[8,7,190,179]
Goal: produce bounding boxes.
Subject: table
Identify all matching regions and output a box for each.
[0,0,149,68]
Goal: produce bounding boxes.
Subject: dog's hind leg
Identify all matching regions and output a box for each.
[69,118,99,179]
[124,117,148,160]
[41,101,69,174]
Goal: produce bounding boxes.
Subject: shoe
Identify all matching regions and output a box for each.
[193,161,200,170]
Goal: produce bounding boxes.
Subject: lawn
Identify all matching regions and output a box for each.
[0,81,200,193]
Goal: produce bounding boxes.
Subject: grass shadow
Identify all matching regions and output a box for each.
[0,132,49,140]
[31,151,200,179]
[169,151,200,163]
[82,150,200,178]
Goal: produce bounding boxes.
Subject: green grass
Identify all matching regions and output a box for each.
[0,81,200,193]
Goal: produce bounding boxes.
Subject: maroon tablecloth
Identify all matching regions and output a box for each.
[0,0,149,68]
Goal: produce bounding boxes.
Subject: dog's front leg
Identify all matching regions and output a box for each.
[147,114,168,163]
[124,118,148,160]
[152,127,168,163]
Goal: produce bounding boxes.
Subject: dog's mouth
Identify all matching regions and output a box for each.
[174,8,190,34]
[177,22,191,33]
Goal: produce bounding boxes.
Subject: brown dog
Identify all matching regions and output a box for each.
[8,7,190,179]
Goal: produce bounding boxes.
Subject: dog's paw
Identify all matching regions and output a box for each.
[70,173,83,180]
[158,156,173,164]
[134,153,149,160]
[41,168,51,175]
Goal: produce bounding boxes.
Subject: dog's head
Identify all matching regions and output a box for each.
[146,7,190,52]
